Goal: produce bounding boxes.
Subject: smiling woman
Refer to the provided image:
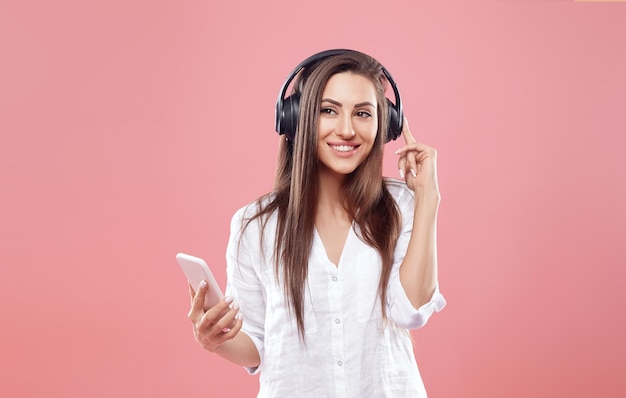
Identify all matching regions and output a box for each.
[317,73,379,177]
[185,49,446,397]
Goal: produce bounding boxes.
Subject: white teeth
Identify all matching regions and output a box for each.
[332,145,355,152]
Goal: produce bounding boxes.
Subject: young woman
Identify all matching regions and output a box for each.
[187,49,446,397]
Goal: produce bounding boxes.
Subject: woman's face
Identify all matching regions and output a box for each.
[316,72,378,178]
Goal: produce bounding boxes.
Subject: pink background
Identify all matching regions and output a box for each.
[1,1,625,397]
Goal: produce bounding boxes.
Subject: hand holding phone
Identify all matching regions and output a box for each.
[176,253,224,310]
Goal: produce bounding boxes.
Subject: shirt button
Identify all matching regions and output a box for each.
[332,276,338,282]
[335,319,341,324]
[337,361,343,367]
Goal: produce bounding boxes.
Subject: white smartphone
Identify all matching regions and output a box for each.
[176,253,224,310]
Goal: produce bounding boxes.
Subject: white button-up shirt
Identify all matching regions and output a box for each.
[225,180,446,397]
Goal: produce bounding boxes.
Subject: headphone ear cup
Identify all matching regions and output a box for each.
[386,98,402,142]
[279,93,301,140]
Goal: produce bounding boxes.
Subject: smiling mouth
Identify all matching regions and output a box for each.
[330,144,359,152]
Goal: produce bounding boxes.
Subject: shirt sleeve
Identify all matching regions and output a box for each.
[225,206,266,375]
[386,183,446,330]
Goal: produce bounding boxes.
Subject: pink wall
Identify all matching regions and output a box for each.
[1,1,625,397]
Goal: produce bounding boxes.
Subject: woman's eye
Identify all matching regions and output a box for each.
[356,111,372,118]
[321,108,336,115]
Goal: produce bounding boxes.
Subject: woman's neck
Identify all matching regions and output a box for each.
[316,166,347,216]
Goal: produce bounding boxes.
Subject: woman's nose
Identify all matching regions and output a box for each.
[336,115,355,138]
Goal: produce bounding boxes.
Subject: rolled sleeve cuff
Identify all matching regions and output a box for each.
[390,283,446,330]
[242,330,264,375]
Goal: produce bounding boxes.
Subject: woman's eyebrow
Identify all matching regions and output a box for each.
[321,98,376,108]
[321,98,342,106]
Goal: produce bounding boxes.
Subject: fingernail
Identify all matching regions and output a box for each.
[198,280,207,289]
[395,149,402,155]
[232,301,240,311]
[411,169,417,178]
[236,312,243,321]
[398,169,405,179]
[225,296,234,304]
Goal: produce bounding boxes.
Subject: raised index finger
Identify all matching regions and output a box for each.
[401,117,416,144]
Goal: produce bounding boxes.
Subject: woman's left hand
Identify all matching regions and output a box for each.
[395,117,440,195]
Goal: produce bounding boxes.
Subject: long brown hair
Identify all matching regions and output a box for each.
[245,51,401,339]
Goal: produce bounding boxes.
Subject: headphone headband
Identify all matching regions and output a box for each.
[275,49,404,142]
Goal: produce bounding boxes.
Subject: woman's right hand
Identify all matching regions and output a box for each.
[188,280,243,353]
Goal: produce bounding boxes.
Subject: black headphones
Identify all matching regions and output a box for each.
[275,49,404,143]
